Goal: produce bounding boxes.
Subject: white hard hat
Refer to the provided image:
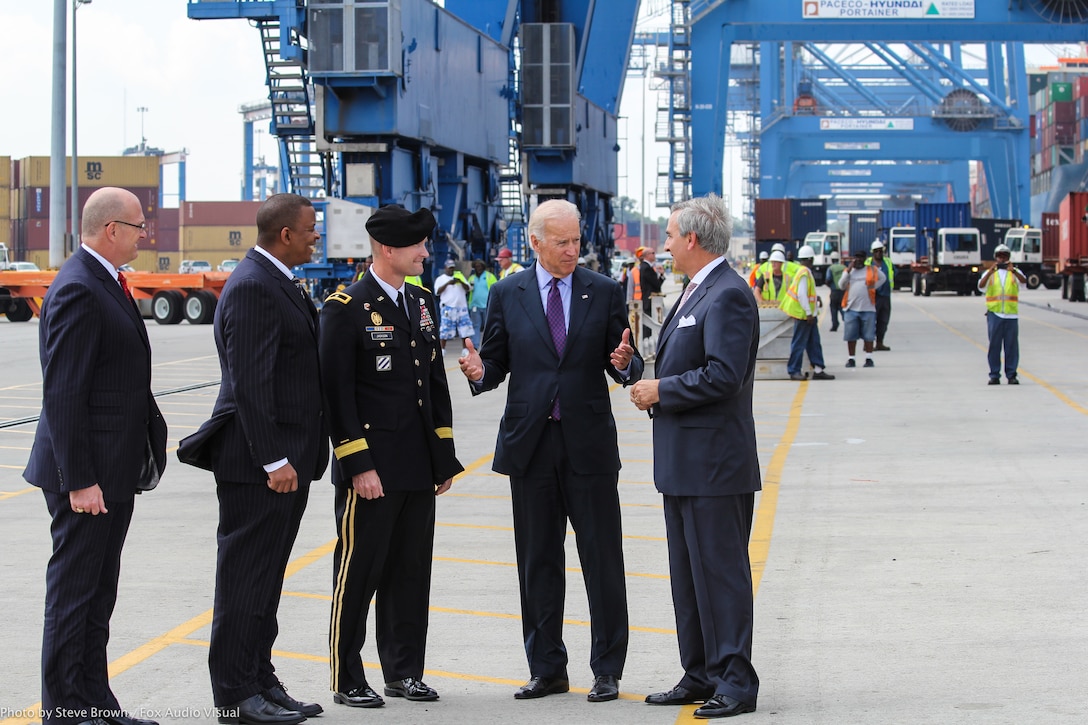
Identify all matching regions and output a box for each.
[994,244,1011,255]
[758,251,769,261]
[797,245,815,260]
[769,251,787,263]
[870,240,885,251]
[771,243,786,254]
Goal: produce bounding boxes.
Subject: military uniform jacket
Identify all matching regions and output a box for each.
[319,272,463,490]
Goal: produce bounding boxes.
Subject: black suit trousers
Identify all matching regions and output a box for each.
[509,421,629,679]
[209,481,311,706]
[330,488,436,691]
[664,493,759,706]
[41,491,134,725]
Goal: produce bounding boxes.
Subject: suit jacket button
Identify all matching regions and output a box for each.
[418,399,423,406]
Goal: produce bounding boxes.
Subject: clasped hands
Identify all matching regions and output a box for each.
[458,328,637,382]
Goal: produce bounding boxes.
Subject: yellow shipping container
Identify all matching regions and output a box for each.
[10,189,22,219]
[132,250,180,273]
[0,220,10,246]
[19,155,160,189]
[181,225,258,254]
[0,190,8,218]
[0,156,10,187]
[28,251,54,270]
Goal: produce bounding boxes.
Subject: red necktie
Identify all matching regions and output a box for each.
[117,272,134,303]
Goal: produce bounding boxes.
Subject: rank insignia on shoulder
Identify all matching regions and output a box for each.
[326,291,352,305]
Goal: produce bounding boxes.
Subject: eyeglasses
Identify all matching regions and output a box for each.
[108,220,147,231]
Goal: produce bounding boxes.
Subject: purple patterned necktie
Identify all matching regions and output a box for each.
[546,277,566,419]
[677,280,699,312]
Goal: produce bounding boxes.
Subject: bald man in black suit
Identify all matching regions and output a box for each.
[24,186,168,725]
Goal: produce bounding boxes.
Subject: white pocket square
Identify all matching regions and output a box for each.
[677,315,696,328]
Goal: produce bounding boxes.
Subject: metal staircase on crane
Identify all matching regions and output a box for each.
[654,0,692,207]
[256,19,326,198]
[498,31,527,259]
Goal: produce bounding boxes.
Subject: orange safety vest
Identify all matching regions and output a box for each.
[840,265,879,308]
[631,266,642,301]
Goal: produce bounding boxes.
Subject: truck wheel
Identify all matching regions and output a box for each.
[4,298,33,322]
[184,290,217,324]
[912,273,922,296]
[1025,272,1041,290]
[921,275,932,297]
[152,290,184,325]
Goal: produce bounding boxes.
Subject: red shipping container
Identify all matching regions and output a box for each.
[1029,114,1036,138]
[24,218,52,250]
[24,186,159,221]
[1076,76,1088,99]
[754,199,791,241]
[179,201,263,227]
[1054,122,1077,144]
[1042,212,1060,263]
[1058,191,1088,267]
[1080,97,1088,120]
[1053,100,1077,124]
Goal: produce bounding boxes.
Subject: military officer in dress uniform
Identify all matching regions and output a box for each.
[319,205,464,710]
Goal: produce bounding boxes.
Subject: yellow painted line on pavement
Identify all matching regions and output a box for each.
[0,487,35,501]
[910,300,1088,416]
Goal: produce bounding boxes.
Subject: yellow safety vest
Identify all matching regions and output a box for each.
[781,266,816,320]
[865,256,894,288]
[759,271,791,302]
[985,270,1019,315]
[500,263,524,279]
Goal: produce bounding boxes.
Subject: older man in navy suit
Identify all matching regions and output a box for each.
[180,193,328,725]
[631,194,761,719]
[458,199,642,704]
[24,187,168,725]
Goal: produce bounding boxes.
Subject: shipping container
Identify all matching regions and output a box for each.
[1041,212,1060,263]
[0,189,8,219]
[789,198,827,240]
[878,208,916,232]
[972,217,1021,261]
[1058,191,1088,268]
[914,202,972,258]
[846,212,880,254]
[754,198,826,242]
[1029,72,1049,97]
[1049,82,1073,103]
[1052,101,1077,124]
[10,158,20,188]
[22,218,53,250]
[18,155,160,188]
[0,156,9,187]
[181,225,258,254]
[0,220,10,247]
[23,186,159,220]
[130,250,181,273]
[754,199,790,241]
[180,201,264,227]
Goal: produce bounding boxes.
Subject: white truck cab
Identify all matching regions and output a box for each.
[888,226,916,266]
[935,227,981,267]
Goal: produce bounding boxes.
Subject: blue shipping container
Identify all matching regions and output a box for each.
[789,198,828,241]
[914,202,972,259]
[848,212,880,254]
[879,208,916,233]
[973,217,1021,261]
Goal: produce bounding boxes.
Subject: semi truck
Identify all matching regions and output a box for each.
[912,226,982,296]
[802,231,842,285]
[1003,227,1062,290]
[886,226,917,290]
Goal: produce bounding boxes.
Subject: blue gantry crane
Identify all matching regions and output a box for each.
[187,0,640,290]
[674,1,1088,223]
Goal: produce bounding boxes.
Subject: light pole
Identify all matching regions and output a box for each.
[71,0,92,254]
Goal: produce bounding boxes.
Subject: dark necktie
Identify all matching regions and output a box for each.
[292,277,317,319]
[117,271,134,303]
[398,290,411,321]
[546,277,566,419]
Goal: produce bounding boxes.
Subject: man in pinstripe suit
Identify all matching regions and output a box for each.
[319,206,463,708]
[183,194,328,724]
[24,187,168,725]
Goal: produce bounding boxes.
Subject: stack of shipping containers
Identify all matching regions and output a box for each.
[1029,73,1084,197]
[1,158,10,253]
[178,201,263,273]
[753,198,828,257]
[6,156,160,269]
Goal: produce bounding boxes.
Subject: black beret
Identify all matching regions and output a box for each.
[366,205,436,248]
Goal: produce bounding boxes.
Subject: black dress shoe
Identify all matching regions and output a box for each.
[384,677,439,701]
[514,676,570,699]
[1008,376,1020,385]
[693,694,756,719]
[645,684,714,705]
[217,693,305,725]
[587,674,619,702]
[264,683,323,717]
[988,377,1001,385]
[332,685,384,708]
[103,715,158,725]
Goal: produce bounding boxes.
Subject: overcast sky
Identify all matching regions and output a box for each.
[0,2,1073,209]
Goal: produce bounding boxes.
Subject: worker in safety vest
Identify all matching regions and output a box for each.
[753,250,791,303]
[839,249,885,368]
[865,240,895,351]
[781,245,834,381]
[497,248,525,279]
[748,250,769,287]
[977,243,1025,385]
